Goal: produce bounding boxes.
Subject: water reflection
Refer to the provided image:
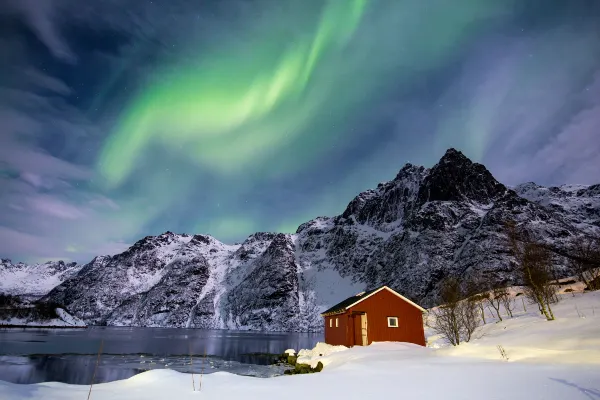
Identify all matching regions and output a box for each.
[0,327,323,384]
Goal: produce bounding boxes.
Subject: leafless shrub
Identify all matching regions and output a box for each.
[484,287,506,321]
[520,296,527,312]
[498,289,515,318]
[497,345,509,361]
[506,221,558,321]
[569,236,600,291]
[190,343,196,391]
[464,275,489,324]
[430,277,479,346]
[87,339,104,400]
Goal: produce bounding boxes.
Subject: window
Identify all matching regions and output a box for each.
[387,317,399,328]
[329,318,332,328]
[335,318,339,328]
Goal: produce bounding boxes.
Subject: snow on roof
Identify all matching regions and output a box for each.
[320,286,426,316]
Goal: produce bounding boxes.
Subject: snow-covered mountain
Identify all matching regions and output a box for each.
[0,259,81,298]
[3,149,598,331]
[514,182,600,231]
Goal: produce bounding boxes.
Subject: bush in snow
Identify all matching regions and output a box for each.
[430,277,479,346]
[484,287,507,322]
[506,220,557,321]
[568,236,600,291]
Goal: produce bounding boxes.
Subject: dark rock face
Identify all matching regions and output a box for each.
[104,255,210,327]
[222,234,300,331]
[417,148,506,204]
[10,148,595,331]
[44,236,215,326]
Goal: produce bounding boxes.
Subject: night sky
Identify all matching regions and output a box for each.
[1,0,599,263]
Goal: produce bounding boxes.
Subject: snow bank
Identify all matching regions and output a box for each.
[2,342,598,400]
[427,290,600,364]
[296,342,348,368]
[2,292,599,399]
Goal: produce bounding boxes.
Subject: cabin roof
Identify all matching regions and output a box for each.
[320,286,426,316]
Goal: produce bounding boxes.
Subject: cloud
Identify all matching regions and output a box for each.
[24,69,72,95]
[2,0,76,63]
[500,102,600,186]
[1,0,599,265]
[26,194,86,219]
[429,23,600,186]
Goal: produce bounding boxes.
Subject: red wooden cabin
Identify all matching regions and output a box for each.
[321,286,426,347]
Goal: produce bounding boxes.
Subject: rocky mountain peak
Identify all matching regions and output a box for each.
[393,162,427,182]
[417,148,506,204]
[438,147,470,164]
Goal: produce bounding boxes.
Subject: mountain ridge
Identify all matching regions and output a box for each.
[2,148,598,331]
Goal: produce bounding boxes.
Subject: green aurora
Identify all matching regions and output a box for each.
[89,0,578,246]
[98,0,367,187]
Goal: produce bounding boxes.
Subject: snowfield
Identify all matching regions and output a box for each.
[1,291,599,399]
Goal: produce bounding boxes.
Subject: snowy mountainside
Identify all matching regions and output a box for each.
[514,182,600,232]
[13,148,599,331]
[0,259,81,298]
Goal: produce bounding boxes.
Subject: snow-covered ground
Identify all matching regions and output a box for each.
[2,290,599,399]
[428,290,600,364]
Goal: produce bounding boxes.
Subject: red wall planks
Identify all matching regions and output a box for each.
[323,288,425,347]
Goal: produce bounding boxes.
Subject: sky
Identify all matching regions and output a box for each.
[0,0,599,263]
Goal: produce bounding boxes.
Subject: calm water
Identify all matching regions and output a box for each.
[0,327,323,384]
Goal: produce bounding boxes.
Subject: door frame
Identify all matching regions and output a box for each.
[360,313,368,346]
[351,311,368,346]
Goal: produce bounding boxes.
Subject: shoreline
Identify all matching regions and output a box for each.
[0,324,88,329]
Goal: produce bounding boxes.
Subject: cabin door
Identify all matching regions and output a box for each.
[360,313,368,346]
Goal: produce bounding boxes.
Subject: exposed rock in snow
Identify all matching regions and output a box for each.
[2,149,598,331]
[0,307,86,328]
[514,182,600,231]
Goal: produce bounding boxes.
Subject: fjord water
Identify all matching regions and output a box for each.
[0,327,323,384]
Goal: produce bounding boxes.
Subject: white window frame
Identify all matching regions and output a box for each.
[329,318,332,328]
[335,318,339,328]
[387,316,399,328]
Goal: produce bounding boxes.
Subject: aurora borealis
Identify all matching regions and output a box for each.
[99,0,367,186]
[1,0,599,262]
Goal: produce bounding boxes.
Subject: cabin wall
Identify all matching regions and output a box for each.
[348,289,425,346]
[323,313,349,346]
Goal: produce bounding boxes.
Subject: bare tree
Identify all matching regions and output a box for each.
[464,274,488,324]
[506,221,556,321]
[470,293,488,324]
[569,236,600,291]
[430,277,480,346]
[460,299,480,343]
[484,286,505,321]
[498,288,515,318]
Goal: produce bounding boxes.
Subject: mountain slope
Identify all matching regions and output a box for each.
[0,260,81,298]
[514,182,600,231]
[5,148,596,331]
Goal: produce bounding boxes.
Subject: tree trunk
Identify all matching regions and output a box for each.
[535,291,553,321]
[546,301,555,321]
